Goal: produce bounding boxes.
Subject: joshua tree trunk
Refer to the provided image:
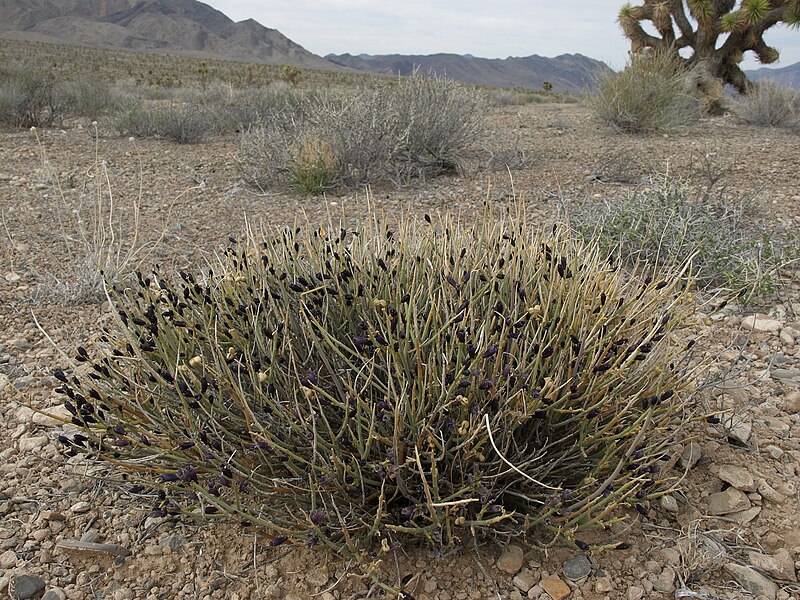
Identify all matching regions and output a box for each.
[619,0,800,94]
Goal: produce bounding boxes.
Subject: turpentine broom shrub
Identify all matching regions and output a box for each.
[55,209,701,582]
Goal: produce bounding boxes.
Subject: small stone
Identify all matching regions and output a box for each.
[595,576,614,593]
[161,534,187,552]
[747,549,797,582]
[497,544,525,575]
[718,464,756,491]
[0,548,17,569]
[679,442,703,470]
[726,506,762,524]
[562,555,592,581]
[659,494,679,513]
[708,488,751,515]
[758,480,786,503]
[723,416,752,445]
[18,435,49,453]
[781,330,795,346]
[41,589,67,600]
[772,369,800,386]
[423,576,437,593]
[112,590,133,600]
[743,315,782,333]
[653,567,676,593]
[512,570,538,593]
[70,501,91,514]
[724,563,778,600]
[780,391,800,413]
[4,272,21,283]
[10,575,46,600]
[540,576,571,600]
[765,445,784,460]
[660,548,681,565]
[626,585,644,600]
[305,570,328,587]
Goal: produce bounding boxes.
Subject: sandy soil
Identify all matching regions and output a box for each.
[1,103,799,600]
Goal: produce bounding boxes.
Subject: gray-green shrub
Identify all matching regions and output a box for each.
[237,74,485,192]
[586,50,702,133]
[735,79,798,128]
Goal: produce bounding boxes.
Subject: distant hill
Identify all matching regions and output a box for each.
[0,0,338,69]
[746,62,800,88]
[326,52,612,92]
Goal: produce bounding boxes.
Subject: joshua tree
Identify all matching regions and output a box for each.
[618,0,800,93]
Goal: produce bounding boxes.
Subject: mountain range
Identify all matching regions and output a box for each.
[1,0,796,90]
[0,0,335,69]
[326,53,610,93]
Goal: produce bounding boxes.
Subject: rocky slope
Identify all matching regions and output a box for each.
[0,0,338,69]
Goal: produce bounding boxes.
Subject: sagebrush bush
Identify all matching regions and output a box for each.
[0,66,66,128]
[237,74,485,192]
[61,80,119,122]
[570,174,780,298]
[114,100,209,143]
[56,207,701,586]
[735,79,798,128]
[587,50,702,133]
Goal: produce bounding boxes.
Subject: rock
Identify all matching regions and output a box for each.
[724,563,778,600]
[497,544,524,575]
[562,555,592,581]
[18,435,49,453]
[679,442,703,470]
[726,506,762,524]
[780,330,795,346]
[743,315,782,333]
[660,548,681,565]
[112,589,133,600]
[161,534,187,552]
[723,416,752,445]
[659,494,679,513]
[540,576,571,600]
[306,570,329,588]
[41,589,66,600]
[747,549,796,582]
[765,445,785,460]
[780,391,800,413]
[0,548,17,568]
[772,369,800,386]
[512,570,537,593]
[708,488,751,515]
[10,575,46,600]
[626,585,644,600]
[69,501,91,514]
[32,405,71,427]
[718,464,756,491]
[653,567,676,593]
[758,480,787,503]
[595,576,614,593]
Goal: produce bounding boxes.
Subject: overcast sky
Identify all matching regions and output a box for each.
[203,0,800,70]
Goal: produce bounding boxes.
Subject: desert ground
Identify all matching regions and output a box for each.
[1,101,799,600]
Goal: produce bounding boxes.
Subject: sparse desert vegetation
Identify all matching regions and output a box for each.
[1,34,800,600]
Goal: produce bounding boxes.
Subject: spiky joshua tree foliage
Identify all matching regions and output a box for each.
[619,0,800,94]
[54,208,702,588]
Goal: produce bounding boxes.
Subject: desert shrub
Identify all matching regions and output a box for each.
[200,86,310,134]
[734,79,798,127]
[587,50,702,133]
[61,79,119,122]
[56,209,700,587]
[0,66,67,128]
[570,174,780,298]
[114,100,209,143]
[237,74,485,192]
